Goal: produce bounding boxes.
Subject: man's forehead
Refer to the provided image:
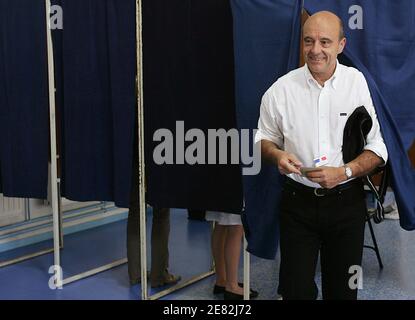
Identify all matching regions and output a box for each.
[303,28,336,39]
[303,22,339,39]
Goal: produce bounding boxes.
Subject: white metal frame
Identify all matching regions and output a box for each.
[0,248,55,269]
[45,0,62,288]
[0,195,57,268]
[45,0,246,298]
[243,237,250,300]
[44,0,128,287]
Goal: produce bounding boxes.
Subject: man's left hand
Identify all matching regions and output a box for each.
[305,166,346,189]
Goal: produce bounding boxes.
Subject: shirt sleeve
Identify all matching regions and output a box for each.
[358,72,389,165]
[254,90,284,149]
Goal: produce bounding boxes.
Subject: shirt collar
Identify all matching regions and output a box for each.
[304,60,340,90]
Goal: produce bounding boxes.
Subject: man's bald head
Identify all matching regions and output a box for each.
[302,11,347,84]
[304,11,345,41]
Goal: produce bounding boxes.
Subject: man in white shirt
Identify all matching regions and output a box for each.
[255,11,388,299]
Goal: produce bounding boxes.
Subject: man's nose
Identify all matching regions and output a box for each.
[310,41,322,55]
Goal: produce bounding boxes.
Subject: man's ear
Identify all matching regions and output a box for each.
[338,37,347,54]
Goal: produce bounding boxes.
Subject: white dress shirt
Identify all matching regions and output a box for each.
[255,61,388,188]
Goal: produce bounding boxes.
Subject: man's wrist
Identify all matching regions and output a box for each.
[338,166,348,182]
[342,165,353,181]
[273,149,284,165]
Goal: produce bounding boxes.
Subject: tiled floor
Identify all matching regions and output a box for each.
[0,209,414,300]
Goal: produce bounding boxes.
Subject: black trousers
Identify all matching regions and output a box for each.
[278,179,367,300]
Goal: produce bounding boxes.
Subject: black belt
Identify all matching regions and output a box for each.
[285,178,362,197]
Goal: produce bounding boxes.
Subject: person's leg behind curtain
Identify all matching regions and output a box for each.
[224,224,244,296]
[211,223,228,288]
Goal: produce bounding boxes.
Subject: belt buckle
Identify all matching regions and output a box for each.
[314,188,326,197]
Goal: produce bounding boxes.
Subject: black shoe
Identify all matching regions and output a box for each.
[213,284,227,294]
[214,283,258,299]
[224,289,259,300]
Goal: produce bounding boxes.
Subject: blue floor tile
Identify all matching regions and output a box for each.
[0,210,415,300]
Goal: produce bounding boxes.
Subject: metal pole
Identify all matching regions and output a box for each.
[62,258,127,285]
[57,178,64,248]
[0,249,55,268]
[136,0,148,300]
[211,222,216,271]
[243,236,250,300]
[45,0,62,288]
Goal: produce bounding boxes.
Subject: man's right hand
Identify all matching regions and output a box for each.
[260,140,302,175]
[275,150,302,175]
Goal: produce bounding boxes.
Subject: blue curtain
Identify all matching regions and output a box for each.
[0,0,49,199]
[231,0,302,259]
[143,0,243,213]
[305,0,415,233]
[56,0,136,208]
